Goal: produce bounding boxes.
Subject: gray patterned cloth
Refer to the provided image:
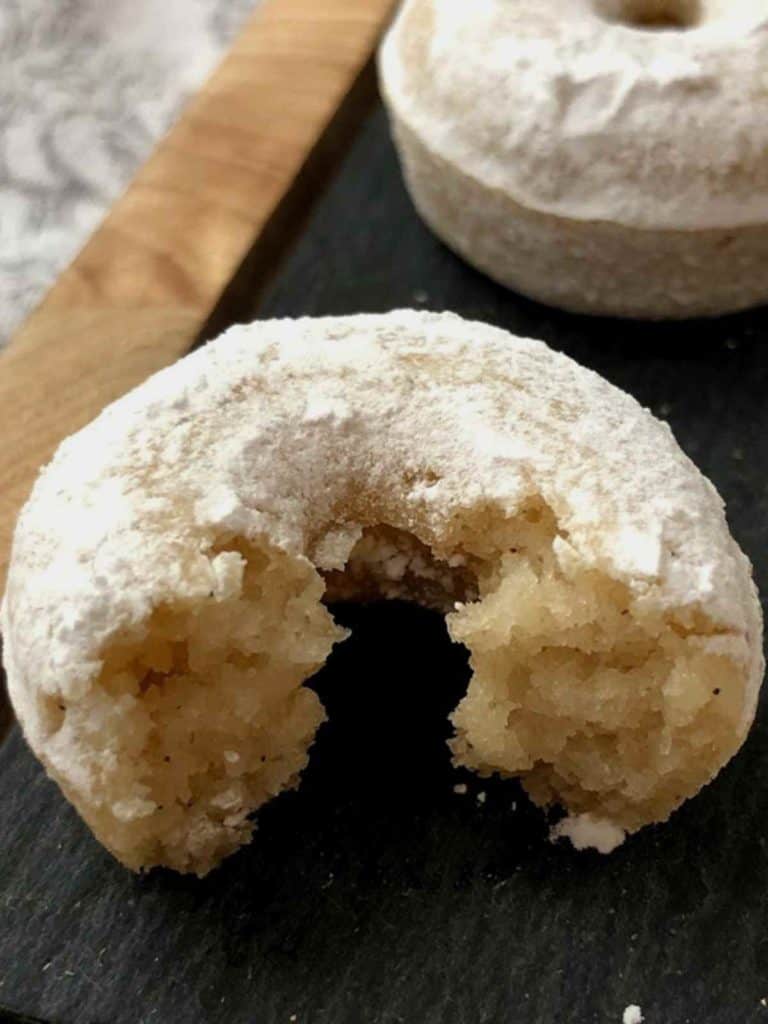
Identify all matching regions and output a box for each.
[0,0,258,347]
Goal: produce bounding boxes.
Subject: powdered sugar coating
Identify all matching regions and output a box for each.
[551,812,627,855]
[380,0,768,231]
[1,311,763,806]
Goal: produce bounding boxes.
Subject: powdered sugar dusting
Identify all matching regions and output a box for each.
[381,0,768,230]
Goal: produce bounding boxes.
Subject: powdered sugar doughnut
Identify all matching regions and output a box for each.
[1,311,762,874]
[379,1,768,319]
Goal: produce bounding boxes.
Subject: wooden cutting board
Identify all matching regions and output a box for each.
[0,0,397,592]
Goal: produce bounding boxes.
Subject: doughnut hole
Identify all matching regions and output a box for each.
[594,0,702,29]
[66,540,344,875]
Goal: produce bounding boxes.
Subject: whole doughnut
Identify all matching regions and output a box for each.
[379,1,768,319]
[1,311,762,874]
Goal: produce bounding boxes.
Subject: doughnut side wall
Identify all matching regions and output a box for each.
[1,311,763,873]
[380,110,768,319]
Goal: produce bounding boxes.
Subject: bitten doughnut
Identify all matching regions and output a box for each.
[1,311,762,874]
[379,1,768,319]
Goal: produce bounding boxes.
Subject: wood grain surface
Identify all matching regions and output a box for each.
[0,0,396,591]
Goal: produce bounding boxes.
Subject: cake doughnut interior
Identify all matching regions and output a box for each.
[2,312,762,874]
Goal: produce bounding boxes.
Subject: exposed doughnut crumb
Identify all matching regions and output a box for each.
[58,539,343,873]
[59,502,749,873]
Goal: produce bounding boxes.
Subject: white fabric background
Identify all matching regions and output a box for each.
[0,0,258,347]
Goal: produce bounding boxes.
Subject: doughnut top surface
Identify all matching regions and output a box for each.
[2,311,760,748]
[379,0,768,229]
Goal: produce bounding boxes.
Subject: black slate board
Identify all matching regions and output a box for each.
[2,104,768,1024]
